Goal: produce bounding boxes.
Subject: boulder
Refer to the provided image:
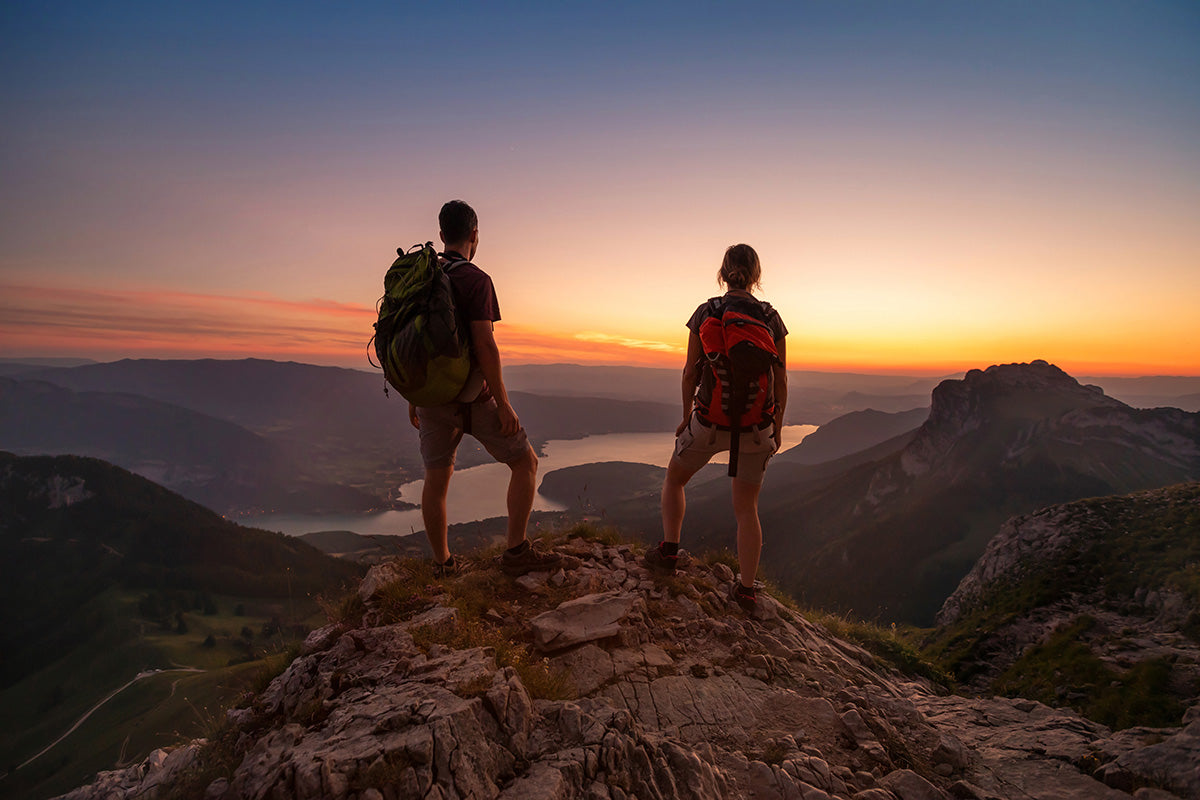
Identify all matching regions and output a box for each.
[531,591,642,652]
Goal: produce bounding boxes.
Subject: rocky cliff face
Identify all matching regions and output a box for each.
[56,531,1200,799]
[897,360,1122,481]
[938,482,1200,626]
[931,483,1200,733]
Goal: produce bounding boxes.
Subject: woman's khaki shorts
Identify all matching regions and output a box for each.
[416,397,531,469]
[672,414,778,484]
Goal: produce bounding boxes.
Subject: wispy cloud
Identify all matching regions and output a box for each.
[0,284,686,368]
[572,331,680,354]
[495,326,682,367]
[0,284,376,363]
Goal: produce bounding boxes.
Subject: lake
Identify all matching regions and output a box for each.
[250,424,817,537]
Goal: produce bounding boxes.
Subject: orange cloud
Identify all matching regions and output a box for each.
[0,284,377,365]
[0,284,689,369]
[494,326,683,367]
[1,283,1195,377]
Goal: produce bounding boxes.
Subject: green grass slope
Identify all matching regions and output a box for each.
[0,452,363,799]
[924,482,1200,729]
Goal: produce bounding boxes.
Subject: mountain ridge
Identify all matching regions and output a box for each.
[797,361,1200,622]
[0,377,383,515]
[0,451,364,687]
[2,360,688,515]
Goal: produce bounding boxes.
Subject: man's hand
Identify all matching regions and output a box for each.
[773,426,782,450]
[497,400,521,436]
[676,415,690,437]
[408,403,420,429]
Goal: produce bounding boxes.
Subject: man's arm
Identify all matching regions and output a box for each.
[772,336,787,448]
[471,319,521,435]
[677,331,703,435]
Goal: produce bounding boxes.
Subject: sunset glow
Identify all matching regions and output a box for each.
[1,2,1197,377]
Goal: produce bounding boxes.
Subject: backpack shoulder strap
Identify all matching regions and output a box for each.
[725,295,772,324]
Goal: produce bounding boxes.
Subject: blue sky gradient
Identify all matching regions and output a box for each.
[2,1,1198,372]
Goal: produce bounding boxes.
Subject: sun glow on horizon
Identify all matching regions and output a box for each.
[0,281,1196,379]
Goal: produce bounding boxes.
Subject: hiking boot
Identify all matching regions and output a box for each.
[433,555,458,578]
[500,541,562,576]
[644,542,680,575]
[729,582,758,614]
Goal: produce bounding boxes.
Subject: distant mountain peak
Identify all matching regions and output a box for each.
[900,361,1124,480]
[932,360,1118,421]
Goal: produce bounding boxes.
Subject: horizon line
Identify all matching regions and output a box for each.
[2,353,1198,380]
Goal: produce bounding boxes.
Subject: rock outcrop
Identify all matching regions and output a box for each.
[939,483,1200,627]
[931,483,1200,733]
[58,533,1200,799]
[897,360,1123,481]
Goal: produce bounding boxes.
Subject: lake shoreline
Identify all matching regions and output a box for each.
[249,425,817,538]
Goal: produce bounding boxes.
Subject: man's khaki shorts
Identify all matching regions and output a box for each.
[672,414,778,485]
[416,397,531,469]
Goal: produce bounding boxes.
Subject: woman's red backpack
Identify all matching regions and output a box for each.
[695,296,782,476]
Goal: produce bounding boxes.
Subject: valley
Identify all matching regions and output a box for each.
[2,357,1199,799]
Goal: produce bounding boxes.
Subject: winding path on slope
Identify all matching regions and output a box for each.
[17,666,203,770]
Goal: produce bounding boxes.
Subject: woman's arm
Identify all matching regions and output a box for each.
[772,336,787,448]
[678,331,703,435]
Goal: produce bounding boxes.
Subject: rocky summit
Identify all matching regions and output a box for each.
[59,531,1200,800]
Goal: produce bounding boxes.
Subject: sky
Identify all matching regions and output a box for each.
[1,1,1198,376]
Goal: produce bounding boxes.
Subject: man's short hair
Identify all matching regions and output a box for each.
[439,200,478,246]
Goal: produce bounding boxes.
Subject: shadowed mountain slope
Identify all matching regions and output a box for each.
[0,378,381,515]
[6,359,680,514]
[0,452,366,799]
[775,407,928,466]
[0,451,364,689]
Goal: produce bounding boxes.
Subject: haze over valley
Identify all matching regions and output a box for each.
[3,356,1200,799]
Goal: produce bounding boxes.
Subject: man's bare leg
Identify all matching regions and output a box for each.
[505,446,538,549]
[422,465,454,563]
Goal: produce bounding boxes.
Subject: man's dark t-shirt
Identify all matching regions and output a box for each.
[443,250,500,325]
[442,250,499,402]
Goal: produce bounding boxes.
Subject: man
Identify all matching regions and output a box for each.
[408,200,560,577]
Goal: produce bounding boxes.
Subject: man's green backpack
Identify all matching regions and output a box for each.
[369,242,471,405]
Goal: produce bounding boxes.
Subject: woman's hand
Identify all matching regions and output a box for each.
[676,415,691,436]
[408,403,420,429]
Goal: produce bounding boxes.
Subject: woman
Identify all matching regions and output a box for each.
[645,244,788,615]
